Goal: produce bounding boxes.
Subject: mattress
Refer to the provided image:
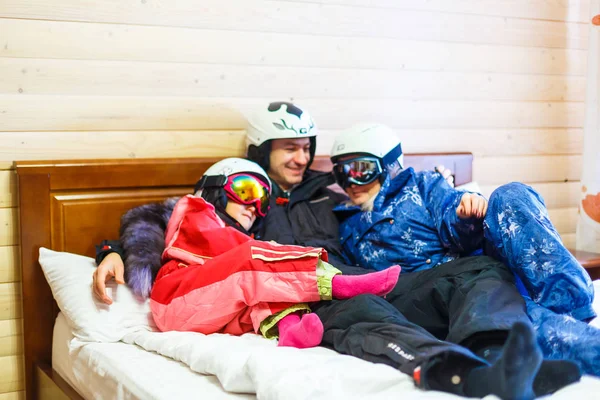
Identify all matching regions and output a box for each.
[52,312,254,400]
[52,279,600,400]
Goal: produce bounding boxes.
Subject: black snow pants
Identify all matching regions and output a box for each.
[313,256,530,388]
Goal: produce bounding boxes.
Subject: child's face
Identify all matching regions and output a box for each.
[345,180,382,206]
[336,154,383,206]
[225,201,257,231]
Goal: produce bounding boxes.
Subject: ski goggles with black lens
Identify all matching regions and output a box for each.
[223,173,271,217]
[332,156,384,189]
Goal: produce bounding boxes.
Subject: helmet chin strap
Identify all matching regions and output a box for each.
[214,208,251,235]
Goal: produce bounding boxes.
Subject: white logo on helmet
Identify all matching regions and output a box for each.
[246,102,318,148]
[269,106,314,136]
[219,166,233,176]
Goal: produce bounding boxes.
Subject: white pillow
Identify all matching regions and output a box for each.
[38,247,156,343]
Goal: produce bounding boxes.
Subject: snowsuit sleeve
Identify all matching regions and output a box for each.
[417,171,484,255]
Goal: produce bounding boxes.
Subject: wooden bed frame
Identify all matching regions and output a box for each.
[16,153,473,400]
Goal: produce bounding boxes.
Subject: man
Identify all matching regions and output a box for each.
[93,102,579,399]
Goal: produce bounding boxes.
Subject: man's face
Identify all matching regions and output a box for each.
[268,138,311,190]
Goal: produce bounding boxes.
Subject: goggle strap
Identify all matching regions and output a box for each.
[194,174,227,193]
[381,143,403,170]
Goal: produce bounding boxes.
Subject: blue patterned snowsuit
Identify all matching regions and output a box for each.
[335,167,600,375]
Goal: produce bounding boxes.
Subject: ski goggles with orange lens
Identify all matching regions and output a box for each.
[333,156,383,189]
[223,173,271,217]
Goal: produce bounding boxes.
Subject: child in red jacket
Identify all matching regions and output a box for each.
[150,158,400,348]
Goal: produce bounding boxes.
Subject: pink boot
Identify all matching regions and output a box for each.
[332,265,401,299]
[277,313,323,349]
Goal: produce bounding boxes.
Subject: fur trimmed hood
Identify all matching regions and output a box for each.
[120,197,179,298]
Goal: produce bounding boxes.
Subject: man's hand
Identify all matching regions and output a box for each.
[435,165,454,187]
[93,252,125,305]
[457,193,488,219]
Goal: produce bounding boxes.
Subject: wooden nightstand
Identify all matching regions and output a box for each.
[568,249,600,280]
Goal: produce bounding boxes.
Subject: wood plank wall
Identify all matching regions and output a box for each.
[0,0,591,397]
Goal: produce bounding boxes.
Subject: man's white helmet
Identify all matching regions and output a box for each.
[197,158,271,193]
[246,102,317,147]
[246,102,319,171]
[330,123,404,174]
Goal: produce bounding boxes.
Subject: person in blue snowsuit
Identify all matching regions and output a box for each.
[330,123,600,376]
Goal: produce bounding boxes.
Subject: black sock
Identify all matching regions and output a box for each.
[415,353,483,396]
[467,332,582,396]
[464,322,542,400]
[474,344,503,363]
[533,359,581,396]
[462,330,508,363]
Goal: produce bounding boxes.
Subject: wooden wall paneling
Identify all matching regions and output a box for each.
[0,319,23,357]
[0,355,24,393]
[0,97,585,131]
[561,233,576,249]
[533,182,582,209]
[473,155,582,184]
[401,128,584,156]
[280,0,591,23]
[0,283,21,321]
[317,128,584,157]
[0,128,584,164]
[547,207,578,234]
[0,19,587,76]
[0,246,20,284]
[0,171,17,209]
[0,391,24,400]
[0,95,247,131]
[0,57,586,102]
[0,209,19,247]
[0,1,588,49]
[0,131,246,162]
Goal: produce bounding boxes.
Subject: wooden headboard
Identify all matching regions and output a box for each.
[16,153,472,400]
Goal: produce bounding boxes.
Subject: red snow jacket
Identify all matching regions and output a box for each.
[150,195,327,335]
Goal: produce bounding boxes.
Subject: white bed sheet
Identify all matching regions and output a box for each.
[52,312,254,400]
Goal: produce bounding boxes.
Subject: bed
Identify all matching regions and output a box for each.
[16,153,600,400]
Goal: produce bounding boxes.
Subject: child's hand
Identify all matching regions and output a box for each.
[457,193,488,219]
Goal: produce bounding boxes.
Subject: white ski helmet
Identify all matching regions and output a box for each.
[246,102,318,170]
[246,102,317,146]
[330,124,404,185]
[196,158,271,193]
[194,157,272,221]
